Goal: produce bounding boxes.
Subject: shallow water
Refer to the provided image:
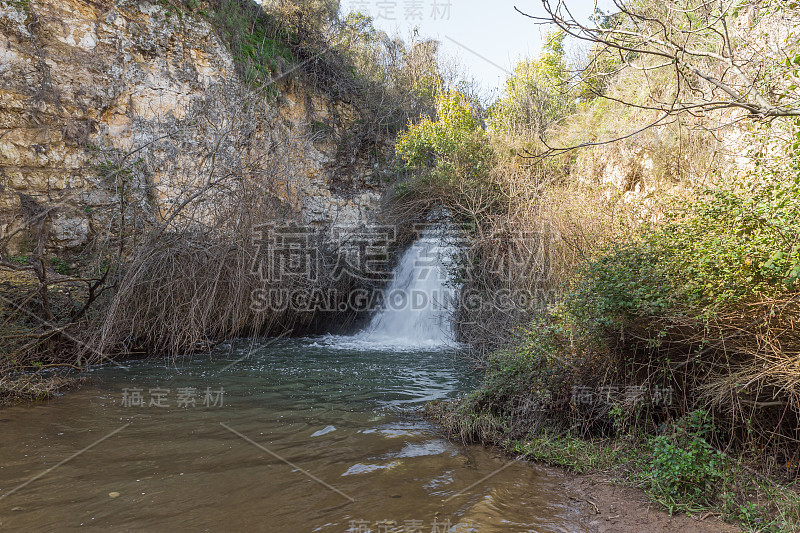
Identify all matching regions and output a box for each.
[0,338,583,532]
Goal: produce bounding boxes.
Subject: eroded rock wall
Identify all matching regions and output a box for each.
[0,0,385,256]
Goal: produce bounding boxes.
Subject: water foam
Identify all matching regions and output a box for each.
[312,232,459,351]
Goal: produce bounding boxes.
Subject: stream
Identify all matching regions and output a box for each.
[0,237,585,532]
[0,339,584,532]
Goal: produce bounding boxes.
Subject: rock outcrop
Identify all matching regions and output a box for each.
[0,0,386,256]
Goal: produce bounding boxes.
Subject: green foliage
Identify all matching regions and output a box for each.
[209,0,294,87]
[649,411,726,513]
[670,183,800,301]
[488,31,573,136]
[567,241,676,327]
[724,490,800,533]
[566,174,800,334]
[340,11,376,39]
[395,90,494,192]
[49,256,70,275]
[734,502,765,531]
[481,328,561,404]
[449,317,589,437]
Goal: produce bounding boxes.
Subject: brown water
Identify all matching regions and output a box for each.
[0,338,584,532]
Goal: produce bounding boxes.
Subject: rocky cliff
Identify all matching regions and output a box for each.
[0,0,387,256]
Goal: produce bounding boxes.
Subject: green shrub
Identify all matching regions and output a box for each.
[396,91,493,184]
[566,174,800,331]
[488,31,573,137]
[649,411,727,513]
[395,90,497,218]
[208,0,294,86]
[49,256,70,275]
[449,317,584,441]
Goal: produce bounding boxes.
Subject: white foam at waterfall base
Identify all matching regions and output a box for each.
[312,234,459,351]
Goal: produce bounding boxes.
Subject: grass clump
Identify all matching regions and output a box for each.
[429,399,800,531]
[207,0,295,87]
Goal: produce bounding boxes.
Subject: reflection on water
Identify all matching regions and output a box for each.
[0,338,584,531]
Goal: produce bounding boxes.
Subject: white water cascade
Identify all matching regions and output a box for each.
[314,231,459,351]
[361,234,456,347]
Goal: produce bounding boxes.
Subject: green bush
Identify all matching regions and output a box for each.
[481,333,560,404]
[566,174,800,331]
[488,31,573,136]
[49,256,70,275]
[396,91,493,185]
[649,411,727,513]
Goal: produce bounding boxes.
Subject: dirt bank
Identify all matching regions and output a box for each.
[559,473,741,532]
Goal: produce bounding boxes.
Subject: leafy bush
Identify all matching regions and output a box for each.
[488,31,573,137]
[659,179,800,307]
[567,174,800,330]
[479,321,567,404]
[649,411,727,513]
[396,91,493,185]
[395,90,496,210]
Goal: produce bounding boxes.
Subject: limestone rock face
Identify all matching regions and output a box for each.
[0,0,385,255]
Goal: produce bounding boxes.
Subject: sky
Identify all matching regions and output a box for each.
[339,0,612,96]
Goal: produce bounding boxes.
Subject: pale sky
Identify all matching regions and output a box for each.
[340,0,613,95]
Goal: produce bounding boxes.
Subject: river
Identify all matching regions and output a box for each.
[0,337,585,531]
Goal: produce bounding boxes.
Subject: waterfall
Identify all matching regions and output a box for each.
[359,233,456,347]
[313,230,459,351]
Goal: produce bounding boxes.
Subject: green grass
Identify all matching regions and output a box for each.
[210,0,294,88]
[508,431,643,474]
